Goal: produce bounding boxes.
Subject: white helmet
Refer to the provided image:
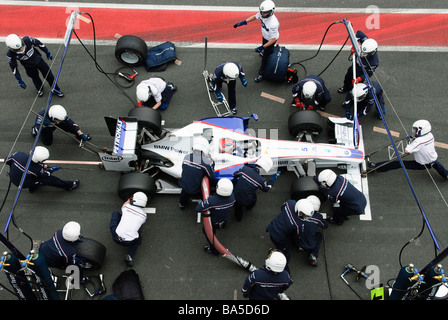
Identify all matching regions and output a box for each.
[412,120,431,137]
[6,34,25,54]
[259,0,275,17]
[302,81,317,100]
[255,155,273,173]
[48,105,68,121]
[295,198,314,220]
[306,195,321,212]
[131,191,148,207]
[265,250,286,273]
[62,221,81,242]
[318,169,337,188]
[136,84,152,102]
[31,146,50,163]
[216,178,233,197]
[192,137,210,154]
[352,83,369,102]
[361,38,378,56]
[223,63,239,80]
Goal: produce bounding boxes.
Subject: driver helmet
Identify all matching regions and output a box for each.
[265,249,286,273]
[131,191,148,208]
[352,83,369,102]
[255,155,274,174]
[317,169,337,188]
[192,137,210,154]
[136,84,153,102]
[361,38,378,57]
[295,198,314,221]
[31,146,50,163]
[48,105,68,122]
[219,138,236,154]
[412,120,431,137]
[223,63,239,80]
[216,178,233,197]
[62,221,81,242]
[306,195,321,212]
[6,34,25,54]
[259,0,275,17]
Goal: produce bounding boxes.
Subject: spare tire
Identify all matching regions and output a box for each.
[115,35,148,67]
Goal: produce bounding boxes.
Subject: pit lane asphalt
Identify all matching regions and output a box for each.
[1,2,448,302]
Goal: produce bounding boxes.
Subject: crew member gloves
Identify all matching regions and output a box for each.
[233,20,247,28]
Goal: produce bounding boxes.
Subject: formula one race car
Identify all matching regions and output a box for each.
[98,107,368,214]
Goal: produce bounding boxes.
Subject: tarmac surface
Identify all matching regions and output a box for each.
[1,0,448,310]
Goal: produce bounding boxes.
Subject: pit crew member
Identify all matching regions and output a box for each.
[6,34,64,97]
[31,104,91,145]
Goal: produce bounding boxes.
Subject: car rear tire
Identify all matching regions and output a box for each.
[288,110,324,137]
[128,107,162,136]
[115,35,148,67]
[118,172,157,201]
[290,176,326,203]
[73,238,106,269]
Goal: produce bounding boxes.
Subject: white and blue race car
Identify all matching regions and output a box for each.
[98,107,369,219]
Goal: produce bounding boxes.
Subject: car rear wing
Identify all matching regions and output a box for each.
[99,117,138,171]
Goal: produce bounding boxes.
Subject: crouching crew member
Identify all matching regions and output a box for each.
[294,196,328,266]
[241,249,292,300]
[342,81,385,120]
[110,192,148,266]
[233,155,279,221]
[39,221,81,269]
[136,77,177,110]
[32,104,91,145]
[266,198,314,272]
[4,146,80,192]
[291,75,331,111]
[317,169,367,225]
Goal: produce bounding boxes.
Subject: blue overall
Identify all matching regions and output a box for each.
[295,212,328,257]
[319,175,367,224]
[7,36,61,92]
[196,193,235,254]
[232,164,273,221]
[5,151,73,191]
[266,200,300,268]
[292,75,332,110]
[242,267,292,300]
[178,150,215,207]
[341,31,379,92]
[32,109,81,146]
[39,230,77,269]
